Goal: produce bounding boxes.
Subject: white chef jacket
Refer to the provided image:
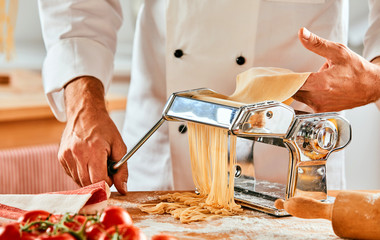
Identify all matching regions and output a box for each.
[38,0,380,191]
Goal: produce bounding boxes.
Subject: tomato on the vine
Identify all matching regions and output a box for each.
[37,233,76,240]
[1,206,145,240]
[18,210,57,234]
[63,215,87,232]
[100,224,146,240]
[21,231,38,240]
[99,206,133,229]
[20,231,39,240]
[85,223,104,240]
[18,210,58,224]
[0,222,21,240]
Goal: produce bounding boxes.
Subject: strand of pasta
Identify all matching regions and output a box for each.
[140,122,242,223]
[0,0,17,60]
[0,0,5,53]
[199,124,212,194]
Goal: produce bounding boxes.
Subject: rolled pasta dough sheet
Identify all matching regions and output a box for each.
[228,67,311,104]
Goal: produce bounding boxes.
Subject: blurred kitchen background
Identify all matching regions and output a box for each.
[0,0,378,193]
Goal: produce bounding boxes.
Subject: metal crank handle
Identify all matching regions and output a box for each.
[107,117,166,176]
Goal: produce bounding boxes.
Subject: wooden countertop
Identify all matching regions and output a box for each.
[108,191,341,240]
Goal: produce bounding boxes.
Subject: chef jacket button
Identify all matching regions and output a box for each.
[174,49,184,58]
[178,124,187,134]
[236,56,246,65]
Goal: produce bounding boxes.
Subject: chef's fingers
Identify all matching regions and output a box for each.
[69,144,98,187]
[110,140,128,195]
[59,148,82,186]
[298,73,318,91]
[293,89,312,101]
[298,69,333,92]
[76,156,92,187]
[68,161,82,187]
[298,27,349,63]
[293,90,316,110]
[88,150,113,187]
[71,170,82,187]
[59,155,71,177]
[295,90,352,112]
[58,147,72,176]
[69,158,86,187]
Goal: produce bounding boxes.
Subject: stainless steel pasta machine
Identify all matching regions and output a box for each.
[108,88,352,216]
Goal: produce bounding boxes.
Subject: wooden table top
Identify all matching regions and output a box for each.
[108,191,341,240]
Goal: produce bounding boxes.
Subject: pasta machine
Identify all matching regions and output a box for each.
[108,88,352,216]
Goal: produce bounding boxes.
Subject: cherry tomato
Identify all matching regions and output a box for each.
[37,233,76,240]
[18,210,58,224]
[0,222,21,240]
[20,232,39,240]
[63,215,87,231]
[99,206,133,229]
[85,223,105,240]
[18,210,58,235]
[151,234,178,240]
[100,224,146,240]
[72,215,86,224]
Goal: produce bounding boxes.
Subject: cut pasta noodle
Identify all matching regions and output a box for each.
[0,0,18,61]
[140,123,242,223]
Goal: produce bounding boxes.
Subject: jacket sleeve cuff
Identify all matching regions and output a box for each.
[42,38,114,122]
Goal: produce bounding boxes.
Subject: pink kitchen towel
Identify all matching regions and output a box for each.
[0,181,110,222]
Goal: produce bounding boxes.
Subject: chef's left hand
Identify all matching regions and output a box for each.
[293,27,380,112]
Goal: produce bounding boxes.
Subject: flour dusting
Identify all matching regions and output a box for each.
[135,214,338,239]
[367,193,380,205]
[112,201,139,208]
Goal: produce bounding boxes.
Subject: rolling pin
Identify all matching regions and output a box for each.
[275,191,380,240]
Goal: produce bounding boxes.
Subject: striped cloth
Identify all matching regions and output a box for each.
[0,144,79,194]
[0,181,111,222]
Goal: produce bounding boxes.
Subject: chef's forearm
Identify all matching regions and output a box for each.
[370,57,380,104]
[64,76,108,121]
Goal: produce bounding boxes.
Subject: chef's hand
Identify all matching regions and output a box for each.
[59,76,128,194]
[293,27,380,112]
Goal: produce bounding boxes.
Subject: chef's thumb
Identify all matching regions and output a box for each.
[298,27,347,63]
[110,141,129,195]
